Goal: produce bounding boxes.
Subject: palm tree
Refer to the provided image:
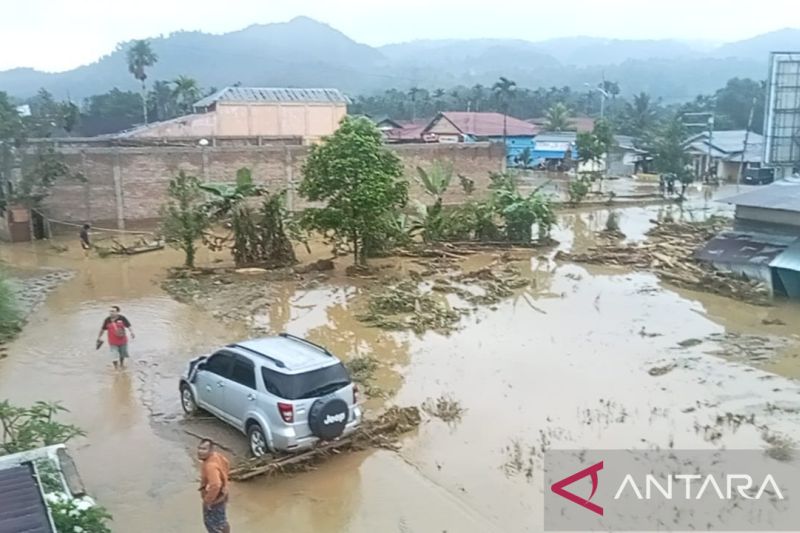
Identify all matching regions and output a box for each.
[149,80,175,121]
[172,75,201,115]
[627,92,655,138]
[545,103,571,132]
[492,77,517,144]
[408,87,421,121]
[126,40,158,125]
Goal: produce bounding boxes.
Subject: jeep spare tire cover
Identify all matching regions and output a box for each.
[308,396,349,440]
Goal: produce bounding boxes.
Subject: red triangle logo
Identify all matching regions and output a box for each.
[550,461,604,516]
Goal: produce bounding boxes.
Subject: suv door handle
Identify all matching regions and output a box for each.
[217,381,224,388]
[247,394,256,401]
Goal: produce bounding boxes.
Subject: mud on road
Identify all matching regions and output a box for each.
[1,184,800,532]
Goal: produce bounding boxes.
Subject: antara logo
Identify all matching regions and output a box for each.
[550,461,604,516]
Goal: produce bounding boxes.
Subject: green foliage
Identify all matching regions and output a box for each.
[2,145,84,211]
[652,117,691,178]
[443,201,503,241]
[126,40,158,83]
[416,162,453,199]
[577,118,614,168]
[488,172,556,242]
[0,401,85,456]
[172,75,201,115]
[567,178,591,205]
[544,103,571,131]
[160,171,210,268]
[680,77,765,134]
[0,272,21,343]
[199,167,264,220]
[299,116,408,265]
[230,192,298,268]
[47,492,113,533]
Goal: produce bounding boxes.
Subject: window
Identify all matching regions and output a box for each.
[261,364,351,400]
[230,359,256,390]
[204,352,233,378]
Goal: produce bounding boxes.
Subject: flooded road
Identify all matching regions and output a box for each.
[1,187,800,532]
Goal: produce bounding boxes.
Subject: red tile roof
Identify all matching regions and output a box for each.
[436,112,540,137]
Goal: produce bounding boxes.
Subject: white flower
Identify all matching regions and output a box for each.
[69,509,80,517]
[73,527,84,533]
[74,497,94,511]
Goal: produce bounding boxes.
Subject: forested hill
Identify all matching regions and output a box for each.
[1,17,797,101]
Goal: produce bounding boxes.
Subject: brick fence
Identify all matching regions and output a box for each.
[42,142,506,229]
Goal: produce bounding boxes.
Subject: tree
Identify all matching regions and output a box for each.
[652,117,691,178]
[172,75,201,115]
[0,401,85,455]
[199,167,263,220]
[545,103,570,131]
[149,80,177,121]
[81,89,142,135]
[412,162,454,242]
[626,92,657,138]
[714,78,765,133]
[160,171,209,268]
[299,116,408,266]
[492,77,517,143]
[126,40,158,125]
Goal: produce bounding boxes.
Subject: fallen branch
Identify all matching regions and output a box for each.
[229,406,421,481]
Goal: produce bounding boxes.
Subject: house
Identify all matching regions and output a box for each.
[608,135,649,177]
[421,112,540,165]
[0,444,92,533]
[684,130,764,182]
[695,178,800,298]
[529,132,579,169]
[381,119,429,144]
[120,87,349,144]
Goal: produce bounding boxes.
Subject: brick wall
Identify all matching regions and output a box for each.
[43,142,505,228]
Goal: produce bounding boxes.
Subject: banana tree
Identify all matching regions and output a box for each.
[199,167,264,220]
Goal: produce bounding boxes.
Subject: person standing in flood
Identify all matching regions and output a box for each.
[79,224,91,251]
[96,306,134,369]
[198,439,231,533]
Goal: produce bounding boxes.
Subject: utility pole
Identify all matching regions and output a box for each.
[737,97,757,191]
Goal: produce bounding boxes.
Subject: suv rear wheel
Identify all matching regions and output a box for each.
[180,383,198,415]
[248,423,268,458]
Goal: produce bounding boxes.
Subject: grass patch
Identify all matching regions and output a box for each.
[0,272,22,343]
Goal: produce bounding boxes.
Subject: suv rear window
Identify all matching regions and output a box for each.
[261,363,351,400]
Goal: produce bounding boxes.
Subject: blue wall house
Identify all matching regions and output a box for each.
[695,178,800,298]
[530,132,579,169]
[420,112,539,166]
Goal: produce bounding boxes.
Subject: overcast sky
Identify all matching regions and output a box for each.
[3,0,799,72]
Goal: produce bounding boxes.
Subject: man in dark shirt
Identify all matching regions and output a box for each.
[79,224,91,250]
[97,305,134,368]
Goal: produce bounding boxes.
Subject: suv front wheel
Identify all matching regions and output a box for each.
[180,383,198,415]
[248,423,269,458]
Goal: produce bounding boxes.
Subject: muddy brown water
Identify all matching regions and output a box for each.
[2,188,800,532]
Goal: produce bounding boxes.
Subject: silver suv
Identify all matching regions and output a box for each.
[179,333,362,457]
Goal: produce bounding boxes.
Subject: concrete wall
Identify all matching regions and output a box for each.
[215,103,346,142]
[41,142,505,228]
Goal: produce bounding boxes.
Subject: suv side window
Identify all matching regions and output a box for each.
[204,352,234,378]
[230,357,256,390]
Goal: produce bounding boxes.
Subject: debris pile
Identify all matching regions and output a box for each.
[422,394,466,423]
[555,219,771,305]
[357,263,532,334]
[230,406,421,481]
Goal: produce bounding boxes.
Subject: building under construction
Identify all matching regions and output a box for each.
[764,52,800,179]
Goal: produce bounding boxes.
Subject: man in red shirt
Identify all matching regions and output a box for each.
[96,305,134,369]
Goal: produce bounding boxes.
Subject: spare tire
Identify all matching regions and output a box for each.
[308,396,349,440]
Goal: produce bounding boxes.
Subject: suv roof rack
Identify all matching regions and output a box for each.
[227,344,286,368]
[279,333,333,357]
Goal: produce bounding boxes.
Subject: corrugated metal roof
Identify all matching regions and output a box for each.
[771,239,800,271]
[193,87,348,108]
[722,177,800,212]
[685,130,764,154]
[534,131,577,143]
[0,464,53,533]
[694,231,796,265]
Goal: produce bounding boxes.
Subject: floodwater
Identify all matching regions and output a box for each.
[1,184,800,532]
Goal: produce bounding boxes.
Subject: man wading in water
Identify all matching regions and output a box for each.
[198,439,231,533]
[96,305,134,369]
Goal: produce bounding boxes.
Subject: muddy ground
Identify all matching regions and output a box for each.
[1,183,800,532]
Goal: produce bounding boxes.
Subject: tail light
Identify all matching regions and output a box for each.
[353,384,359,405]
[277,402,294,423]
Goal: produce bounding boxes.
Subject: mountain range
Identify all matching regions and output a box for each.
[1,17,797,102]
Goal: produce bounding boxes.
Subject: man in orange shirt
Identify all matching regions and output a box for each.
[197,439,231,533]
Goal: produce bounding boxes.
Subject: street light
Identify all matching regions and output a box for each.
[584,83,610,120]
